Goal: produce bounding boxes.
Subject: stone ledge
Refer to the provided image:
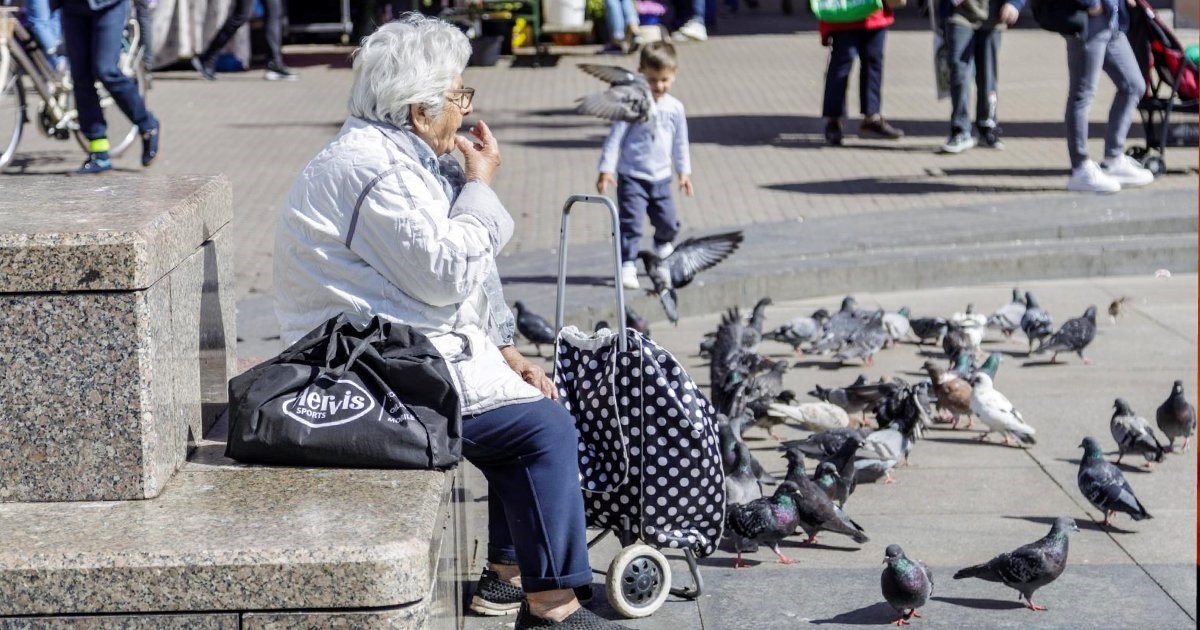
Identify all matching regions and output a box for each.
[0,466,450,615]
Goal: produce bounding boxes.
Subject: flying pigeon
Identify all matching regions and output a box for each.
[1156,380,1197,452]
[836,310,888,366]
[638,231,744,324]
[763,309,830,353]
[882,307,912,347]
[908,317,948,345]
[924,360,973,429]
[513,301,556,356]
[881,544,934,626]
[1110,398,1166,468]
[1034,306,1097,364]
[987,288,1026,339]
[1078,436,1152,526]
[953,517,1078,611]
[575,64,654,123]
[1020,291,1054,353]
[726,483,803,566]
[968,373,1036,445]
[747,297,773,338]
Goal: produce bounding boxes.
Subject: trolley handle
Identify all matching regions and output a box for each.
[555,194,628,354]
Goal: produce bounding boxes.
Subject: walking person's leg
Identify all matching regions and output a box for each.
[646,178,681,256]
[61,4,112,173]
[192,0,254,79]
[23,0,63,68]
[90,0,158,166]
[1065,19,1120,192]
[822,31,858,145]
[858,27,903,139]
[603,0,629,52]
[133,0,153,66]
[942,21,977,152]
[261,0,297,79]
[617,174,651,288]
[975,27,1001,145]
[1098,29,1152,185]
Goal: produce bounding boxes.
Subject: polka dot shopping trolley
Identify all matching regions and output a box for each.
[549,195,724,619]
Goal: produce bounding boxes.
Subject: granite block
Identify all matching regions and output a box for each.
[0,468,450,615]
[0,176,232,293]
[241,605,429,630]
[0,613,238,629]
[0,229,235,502]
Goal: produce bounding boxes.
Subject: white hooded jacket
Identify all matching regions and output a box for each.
[274,117,543,416]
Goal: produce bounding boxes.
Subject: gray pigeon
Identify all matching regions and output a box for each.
[513,301,556,356]
[726,483,803,566]
[785,476,870,546]
[1110,398,1166,467]
[725,442,764,557]
[836,310,888,366]
[763,309,830,353]
[881,544,934,626]
[1078,436,1152,526]
[785,427,868,460]
[953,517,1078,611]
[575,64,654,123]
[908,316,948,345]
[987,288,1027,339]
[812,460,849,508]
[1020,291,1055,353]
[1034,305,1097,364]
[806,296,866,354]
[638,231,744,324]
[1156,380,1197,452]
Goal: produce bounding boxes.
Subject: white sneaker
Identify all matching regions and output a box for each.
[621,263,640,290]
[653,241,674,258]
[1067,160,1121,194]
[1101,154,1155,187]
[674,19,708,41]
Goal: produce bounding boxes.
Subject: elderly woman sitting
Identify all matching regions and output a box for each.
[273,15,631,630]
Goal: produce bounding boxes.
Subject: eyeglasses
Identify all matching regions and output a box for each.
[446,87,475,111]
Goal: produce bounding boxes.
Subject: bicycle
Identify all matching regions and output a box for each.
[0,3,148,169]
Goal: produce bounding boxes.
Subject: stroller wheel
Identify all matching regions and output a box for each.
[606,544,672,618]
[1141,155,1165,177]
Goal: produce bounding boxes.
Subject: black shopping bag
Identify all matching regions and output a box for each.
[226,314,462,469]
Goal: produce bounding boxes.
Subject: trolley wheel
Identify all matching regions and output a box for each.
[606,544,672,618]
[1125,146,1147,161]
[1141,155,1165,177]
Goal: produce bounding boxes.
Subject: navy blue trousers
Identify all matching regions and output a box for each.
[617,174,680,266]
[822,28,888,119]
[464,398,592,592]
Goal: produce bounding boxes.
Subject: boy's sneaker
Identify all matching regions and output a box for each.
[1067,160,1121,194]
[72,153,112,176]
[190,56,216,81]
[653,240,674,258]
[140,125,159,167]
[939,131,976,154]
[469,569,524,616]
[824,119,843,146]
[264,62,299,81]
[621,263,640,290]
[515,602,634,629]
[978,126,1004,149]
[673,19,708,41]
[1100,154,1155,187]
[858,116,904,140]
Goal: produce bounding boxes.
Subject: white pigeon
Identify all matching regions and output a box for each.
[952,303,987,353]
[770,401,851,432]
[882,307,912,347]
[968,373,1037,446]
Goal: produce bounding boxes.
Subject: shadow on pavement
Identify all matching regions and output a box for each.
[1055,457,1156,475]
[1002,514,1136,535]
[766,177,1063,196]
[809,601,899,625]
[503,274,615,287]
[931,595,1026,611]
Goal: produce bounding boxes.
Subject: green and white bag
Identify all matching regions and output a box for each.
[811,0,883,22]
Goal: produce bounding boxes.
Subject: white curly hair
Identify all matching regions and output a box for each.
[347,14,471,128]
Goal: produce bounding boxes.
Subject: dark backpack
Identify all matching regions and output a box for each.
[226,314,462,469]
[1030,0,1088,35]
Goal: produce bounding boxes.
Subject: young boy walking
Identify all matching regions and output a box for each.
[596,41,693,290]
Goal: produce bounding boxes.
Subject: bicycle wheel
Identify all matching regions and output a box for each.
[0,66,25,169]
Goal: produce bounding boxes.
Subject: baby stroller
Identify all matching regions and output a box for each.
[551,194,723,618]
[1125,0,1199,176]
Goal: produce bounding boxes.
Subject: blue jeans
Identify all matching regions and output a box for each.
[200,0,284,68]
[944,21,1000,135]
[61,0,157,142]
[822,28,887,119]
[464,398,592,592]
[23,0,63,67]
[604,0,637,41]
[1065,17,1144,168]
[617,174,680,265]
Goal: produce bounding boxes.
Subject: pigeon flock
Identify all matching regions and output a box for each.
[509,284,1193,624]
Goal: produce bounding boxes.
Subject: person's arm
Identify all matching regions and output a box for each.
[999,0,1022,24]
[499,345,556,398]
[597,121,628,192]
[672,104,693,197]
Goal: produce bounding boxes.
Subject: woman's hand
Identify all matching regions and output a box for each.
[500,346,557,399]
[456,120,502,186]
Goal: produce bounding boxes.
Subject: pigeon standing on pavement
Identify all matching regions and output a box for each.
[638,231,745,324]
[987,288,1027,339]
[881,544,934,626]
[953,517,1079,611]
[882,307,912,347]
[763,309,830,353]
[1107,296,1129,325]
[789,475,870,546]
[771,400,851,432]
[1110,398,1166,467]
[969,373,1037,445]
[625,306,651,337]
[807,296,866,354]
[1078,436,1152,526]
[575,64,655,124]
[1156,380,1197,452]
[820,434,867,500]
[812,461,850,508]
[924,360,973,429]
[725,442,764,560]
[836,310,888,366]
[951,303,986,354]
[782,444,808,487]
[908,316,949,346]
[725,483,803,566]
[1020,291,1054,353]
[513,301,557,356]
[1034,305,1097,364]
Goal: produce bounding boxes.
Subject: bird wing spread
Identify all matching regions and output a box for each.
[665,231,745,288]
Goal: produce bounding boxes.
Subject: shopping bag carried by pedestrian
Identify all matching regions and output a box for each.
[811,0,885,23]
[226,314,462,469]
[555,326,726,556]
